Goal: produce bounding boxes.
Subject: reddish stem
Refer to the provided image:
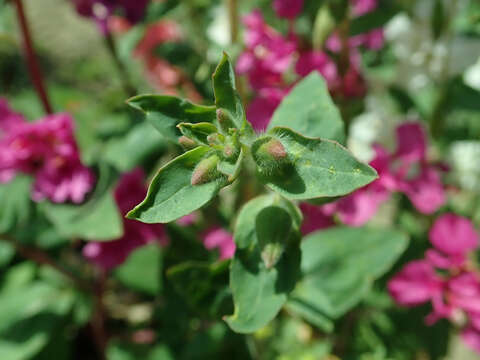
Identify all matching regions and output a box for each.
[14,0,53,114]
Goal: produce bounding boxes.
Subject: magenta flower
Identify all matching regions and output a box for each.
[389,213,480,354]
[71,0,149,33]
[299,203,335,235]
[202,227,236,260]
[83,169,167,270]
[246,87,288,132]
[295,51,339,90]
[0,100,95,203]
[273,0,304,19]
[237,10,296,91]
[351,0,378,16]
[426,214,478,268]
[388,260,444,306]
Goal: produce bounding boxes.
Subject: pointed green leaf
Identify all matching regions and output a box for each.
[253,127,377,200]
[226,196,302,333]
[256,207,292,269]
[127,146,228,223]
[127,95,216,141]
[234,194,303,249]
[177,122,218,145]
[225,233,301,333]
[292,227,408,319]
[268,72,345,143]
[0,176,32,233]
[212,53,254,139]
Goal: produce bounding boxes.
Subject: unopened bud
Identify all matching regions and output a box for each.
[259,139,287,160]
[191,155,220,185]
[216,108,236,131]
[207,133,222,145]
[179,136,197,149]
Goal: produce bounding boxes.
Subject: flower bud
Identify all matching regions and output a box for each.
[216,108,236,132]
[191,155,220,185]
[179,136,197,149]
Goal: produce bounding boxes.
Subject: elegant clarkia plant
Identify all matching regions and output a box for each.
[125,53,378,332]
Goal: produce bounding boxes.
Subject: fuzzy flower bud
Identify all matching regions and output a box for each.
[191,154,220,185]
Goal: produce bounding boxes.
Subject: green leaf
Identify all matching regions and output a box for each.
[234,194,303,249]
[178,122,218,145]
[212,53,254,140]
[268,73,345,143]
[212,53,245,129]
[292,227,408,319]
[115,243,163,295]
[256,207,292,269]
[127,146,228,223]
[253,127,377,200]
[167,261,230,314]
[226,196,302,333]
[107,342,174,360]
[0,176,32,233]
[42,190,123,241]
[284,298,334,333]
[104,122,167,172]
[226,236,301,333]
[127,95,216,142]
[349,4,399,36]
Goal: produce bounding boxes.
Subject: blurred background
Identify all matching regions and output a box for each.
[1,0,480,359]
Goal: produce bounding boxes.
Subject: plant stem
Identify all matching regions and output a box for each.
[90,270,107,360]
[104,30,136,97]
[227,0,239,44]
[13,0,53,114]
[0,234,91,291]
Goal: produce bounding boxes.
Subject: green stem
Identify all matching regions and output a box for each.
[104,30,136,97]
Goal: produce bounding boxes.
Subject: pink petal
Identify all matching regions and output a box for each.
[429,213,478,256]
[273,0,304,19]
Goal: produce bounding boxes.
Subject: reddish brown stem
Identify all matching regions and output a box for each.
[14,0,53,114]
[90,271,108,360]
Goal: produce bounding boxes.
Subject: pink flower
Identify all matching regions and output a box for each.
[273,0,304,19]
[334,183,390,226]
[83,169,167,270]
[0,101,95,203]
[388,260,444,306]
[429,214,478,257]
[246,87,288,131]
[351,0,378,16]
[72,0,149,31]
[462,327,480,353]
[295,51,339,89]
[202,227,236,260]
[299,203,335,235]
[237,11,296,91]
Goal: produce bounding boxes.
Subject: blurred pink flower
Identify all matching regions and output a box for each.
[299,203,335,235]
[351,0,378,16]
[273,0,304,19]
[71,0,149,33]
[388,260,444,306]
[295,51,339,89]
[246,87,288,131]
[83,168,167,270]
[0,100,95,203]
[426,214,479,269]
[202,227,236,260]
[237,10,296,91]
[389,213,480,354]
